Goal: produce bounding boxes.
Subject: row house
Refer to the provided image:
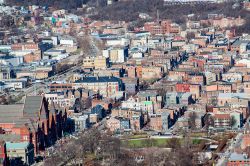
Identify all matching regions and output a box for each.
[149,112,170,132]
[141,66,163,80]
[106,117,130,133]
[175,83,201,99]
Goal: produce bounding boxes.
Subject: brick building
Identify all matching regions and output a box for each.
[0,96,67,154]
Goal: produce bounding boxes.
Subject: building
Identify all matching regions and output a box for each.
[106,117,121,132]
[6,142,34,166]
[82,56,109,69]
[71,115,89,132]
[112,108,142,120]
[214,114,231,129]
[0,141,7,166]
[102,46,128,63]
[149,114,162,131]
[91,105,105,120]
[0,96,68,154]
[141,66,163,80]
[74,76,123,97]
[227,153,250,166]
[44,92,71,107]
[94,56,109,69]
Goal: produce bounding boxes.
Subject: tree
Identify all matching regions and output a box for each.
[188,112,197,130]
[186,32,196,41]
[165,138,181,150]
[204,114,214,137]
[230,116,237,129]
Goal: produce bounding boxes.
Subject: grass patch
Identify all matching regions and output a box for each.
[125,138,168,148]
[192,139,202,145]
[123,138,207,148]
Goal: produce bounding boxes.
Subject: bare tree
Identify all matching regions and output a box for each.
[165,138,181,150]
[186,32,196,41]
[204,114,214,137]
[188,112,197,130]
[230,116,237,129]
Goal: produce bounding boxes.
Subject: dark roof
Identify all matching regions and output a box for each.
[75,76,121,83]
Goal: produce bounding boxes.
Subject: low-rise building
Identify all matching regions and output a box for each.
[74,76,123,98]
[6,142,34,166]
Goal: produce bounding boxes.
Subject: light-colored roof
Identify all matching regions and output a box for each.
[229,153,249,161]
[218,93,250,99]
[6,142,29,150]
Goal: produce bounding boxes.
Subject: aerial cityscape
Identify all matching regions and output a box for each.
[1,0,250,165]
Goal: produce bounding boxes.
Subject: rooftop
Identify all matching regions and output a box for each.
[75,76,121,83]
[6,142,30,149]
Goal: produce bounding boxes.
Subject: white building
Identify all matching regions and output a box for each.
[44,92,71,107]
[60,38,74,47]
[71,115,89,131]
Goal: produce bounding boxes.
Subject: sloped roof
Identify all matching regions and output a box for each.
[23,96,43,117]
[0,105,24,123]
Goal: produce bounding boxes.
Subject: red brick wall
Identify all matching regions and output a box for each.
[176,83,190,92]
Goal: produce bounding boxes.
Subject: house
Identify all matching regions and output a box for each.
[122,77,138,95]
[241,133,250,150]
[106,117,121,132]
[71,115,89,132]
[44,92,71,108]
[217,93,250,107]
[6,142,34,166]
[179,93,193,105]
[112,108,142,120]
[165,92,179,106]
[131,115,142,131]
[141,66,163,80]
[49,83,73,92]
[176,117,189,129]
[91,105,105,120]
[149,112,170,131]
[94,68,123,78]
[227,153,250,166]
[214,114,231,129]
[89,114,99,124]
[120,118,130,130]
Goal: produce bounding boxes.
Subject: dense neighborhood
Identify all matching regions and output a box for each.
[1,0,250,166]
